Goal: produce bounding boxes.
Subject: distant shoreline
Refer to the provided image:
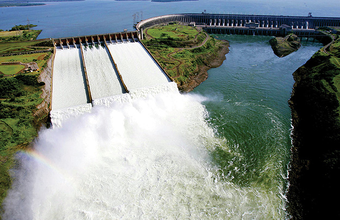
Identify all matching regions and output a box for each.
[115,0,198,1]
[0,0,84,8]
[0,3,45,7]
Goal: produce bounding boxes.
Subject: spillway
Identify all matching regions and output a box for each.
[52,47,90,110]
[50,38,173,126]
[107,41,171,91]
[82,45,126,100]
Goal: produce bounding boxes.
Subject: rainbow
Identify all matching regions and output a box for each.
[17,149,72,183]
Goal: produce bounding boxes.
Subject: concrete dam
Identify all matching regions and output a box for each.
[136,13,340,39]
[51,31,174,126]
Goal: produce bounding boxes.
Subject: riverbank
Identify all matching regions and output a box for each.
[287,34,340,219]
[180,39,229,92]
[0,32,52,209]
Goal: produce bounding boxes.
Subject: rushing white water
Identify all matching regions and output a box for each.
[50,103,92,128]
[50,42,176,127]
[52,47,89,110]
[3,86,285,219]
[107,41,171,91]
[83,45,125,99]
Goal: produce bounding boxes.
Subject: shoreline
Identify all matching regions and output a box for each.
[287,37,340,219]
[179,39,229,92]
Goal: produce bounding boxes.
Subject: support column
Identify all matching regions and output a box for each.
[79,44,93,105]
[72,38,76,48]
[59,39,63,49]
[103,41,129,93]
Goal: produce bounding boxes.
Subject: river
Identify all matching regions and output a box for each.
[0,0,328,219]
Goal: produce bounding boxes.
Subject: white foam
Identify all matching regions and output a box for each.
[83,45,125,99]
[52,48,89,110]
[3,91,285,219]
[92,93,132,107]
[50,103,92,128]
[107,42,171,91]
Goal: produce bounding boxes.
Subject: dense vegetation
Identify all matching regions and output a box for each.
[142,23,229,91]
[0,52,51,209]
[288,34,340,219]
[9,24,37,31]
[0,25,52,211]
[0,29,42,43]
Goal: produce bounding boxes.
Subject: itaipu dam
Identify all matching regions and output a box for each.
[50,13,340,126]
[4,11,340,219]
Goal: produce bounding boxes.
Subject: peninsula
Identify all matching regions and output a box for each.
[142,22,229,92]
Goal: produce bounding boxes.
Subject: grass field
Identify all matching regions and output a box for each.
[0,40,52,55]
[0,41,37,54]
[0,30,23,37]
[0,52,50,70]
[0,30,41,43]
[147,24,199,40]
[0,64,24,75]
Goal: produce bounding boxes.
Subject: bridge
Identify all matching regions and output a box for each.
[136,13,340,39]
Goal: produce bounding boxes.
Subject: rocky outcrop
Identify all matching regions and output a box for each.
[179,40,229,92]
[270,34,301,57]
[287,39,340,219]
[34,54,53,128]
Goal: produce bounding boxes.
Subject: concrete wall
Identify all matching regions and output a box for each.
[136,13,340,38]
